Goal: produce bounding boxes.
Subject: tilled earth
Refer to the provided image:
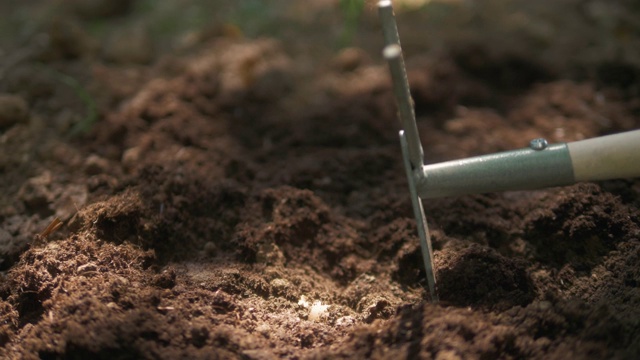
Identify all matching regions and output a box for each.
[1,1,640,359]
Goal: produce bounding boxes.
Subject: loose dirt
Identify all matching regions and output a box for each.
[1,1,639,359]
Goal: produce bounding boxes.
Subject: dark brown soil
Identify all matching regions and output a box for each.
[1,1,639,359]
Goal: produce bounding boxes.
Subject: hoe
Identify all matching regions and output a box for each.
[378,0,640,303]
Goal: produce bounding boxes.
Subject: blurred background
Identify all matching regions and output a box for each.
[1,0,639,78]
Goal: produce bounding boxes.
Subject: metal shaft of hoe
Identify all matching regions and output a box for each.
[378,1,423,168]
[379,1,438,302]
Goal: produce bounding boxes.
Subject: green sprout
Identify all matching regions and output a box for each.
[339,0,366,47]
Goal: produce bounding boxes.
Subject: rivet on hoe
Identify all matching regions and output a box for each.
[378,0,640,303]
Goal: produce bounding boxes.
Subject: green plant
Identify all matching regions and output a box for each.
[339,0,366,47]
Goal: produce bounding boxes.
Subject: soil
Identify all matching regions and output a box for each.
[1,1,640,359]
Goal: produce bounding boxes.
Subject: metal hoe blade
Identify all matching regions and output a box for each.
[379,0,438,302]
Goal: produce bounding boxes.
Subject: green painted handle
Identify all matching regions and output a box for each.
[568,130,640,182]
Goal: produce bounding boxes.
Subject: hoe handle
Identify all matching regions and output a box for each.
[418,130,640,199]
[568,130,640,182]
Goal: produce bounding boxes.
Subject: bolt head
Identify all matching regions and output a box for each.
[529,138,548,151]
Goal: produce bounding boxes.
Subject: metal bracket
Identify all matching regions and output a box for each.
[400,131,438,302]
[379,0,438,302]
